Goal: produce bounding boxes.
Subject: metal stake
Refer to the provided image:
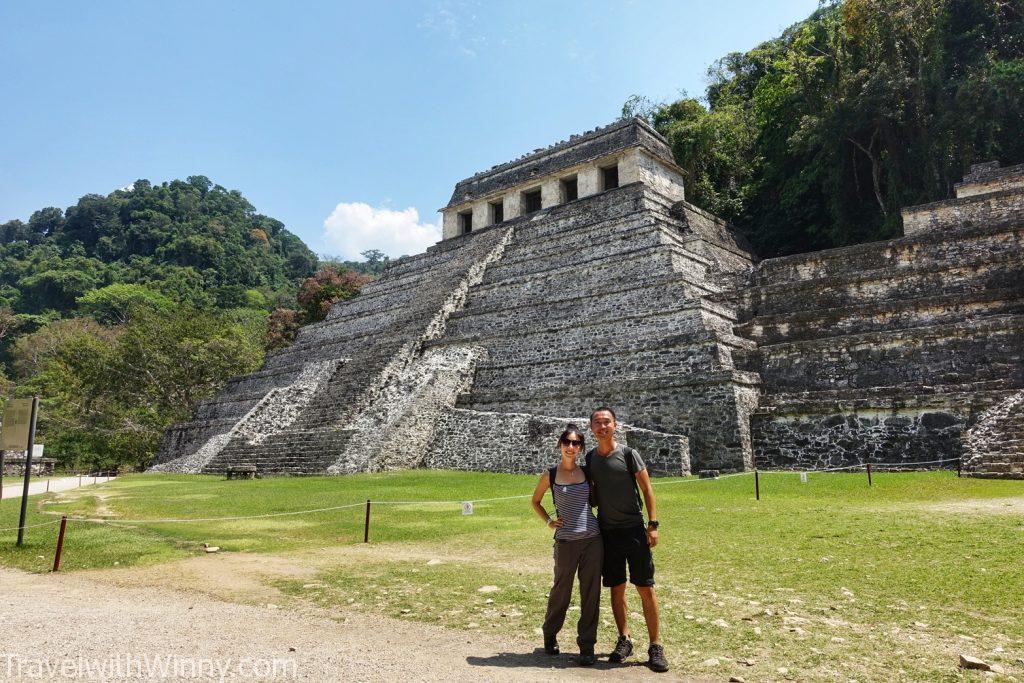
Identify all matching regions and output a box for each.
[754,469,760,501]
[363,499,371,543]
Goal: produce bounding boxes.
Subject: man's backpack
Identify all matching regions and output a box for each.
[585,445,643,513]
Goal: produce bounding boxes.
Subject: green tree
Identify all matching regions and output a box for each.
[77,283,174,324]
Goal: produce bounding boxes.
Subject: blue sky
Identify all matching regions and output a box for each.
[1,1,820,260]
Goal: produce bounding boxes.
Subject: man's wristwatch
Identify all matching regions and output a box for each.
[647,520,660,530]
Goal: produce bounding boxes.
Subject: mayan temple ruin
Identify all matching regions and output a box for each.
[153,118,1024,479]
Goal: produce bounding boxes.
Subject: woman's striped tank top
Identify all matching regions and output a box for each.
[551,478,601,541]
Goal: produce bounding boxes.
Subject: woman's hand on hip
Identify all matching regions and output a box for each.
[548,517,564,529]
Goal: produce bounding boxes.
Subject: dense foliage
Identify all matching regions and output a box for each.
[9,308,266,471]
[631,0,1024,257]
[0,177,375,471]
[0,176,318,319]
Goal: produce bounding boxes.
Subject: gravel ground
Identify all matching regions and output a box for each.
[0,566,695,682]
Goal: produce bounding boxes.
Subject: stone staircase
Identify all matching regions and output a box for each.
[963,390,1024,479]
[153,224,513,475]
[728,211,1024,469]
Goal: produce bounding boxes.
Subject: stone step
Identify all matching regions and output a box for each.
[738,314,1024,393]
[460,370,758,416]
[755,220,1024,287]
[736,288,1024,345]
[734,253,1023,318]
[449,277,726,341]
[490,203,712,282]
[465,245,718,313]
[468,340,735,394]
[487,219,666,283]
[753,383,1018,415]
[433,306,746,362]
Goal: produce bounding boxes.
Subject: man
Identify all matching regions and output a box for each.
[587,406,669,673]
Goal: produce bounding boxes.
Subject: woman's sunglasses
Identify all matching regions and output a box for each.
[560,439,584,448]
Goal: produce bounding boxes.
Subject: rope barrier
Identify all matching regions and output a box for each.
[0,519,63,533]
[4,458,965,530]
[64,500,369,525]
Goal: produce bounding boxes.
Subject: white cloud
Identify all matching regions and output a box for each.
[322,202,441,260]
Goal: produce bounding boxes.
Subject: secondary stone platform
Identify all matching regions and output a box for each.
[152,121,1023,478]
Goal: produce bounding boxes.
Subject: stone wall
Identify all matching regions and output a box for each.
[735,168,1023,473]
[954,162,1024,198]
[901,190,1024,237]
[753,405,968,470]
[424,408,690,477]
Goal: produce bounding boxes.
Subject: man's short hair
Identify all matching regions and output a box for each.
[590,406,617,423]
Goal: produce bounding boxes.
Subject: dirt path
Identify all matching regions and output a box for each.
[0,558,700,682]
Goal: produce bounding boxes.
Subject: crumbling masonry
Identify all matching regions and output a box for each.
[153,119,1023,478]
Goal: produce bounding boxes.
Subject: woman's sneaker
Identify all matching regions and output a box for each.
[647,643,670,672]
[543,634,559,655]
[608,635,633,663]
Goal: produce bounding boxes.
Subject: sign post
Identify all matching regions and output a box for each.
[2,397,40,547]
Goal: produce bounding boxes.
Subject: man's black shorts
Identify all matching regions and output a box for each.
[601,524,655,587]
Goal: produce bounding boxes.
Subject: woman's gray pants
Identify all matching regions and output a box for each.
[541,535,603,648]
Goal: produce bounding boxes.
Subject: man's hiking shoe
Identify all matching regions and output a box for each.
[647,643,670,672]
[608,635,633,663]
[578,646,596,666]
[543,635,559,655]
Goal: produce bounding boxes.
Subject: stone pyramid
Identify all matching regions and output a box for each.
[154,118,756,476]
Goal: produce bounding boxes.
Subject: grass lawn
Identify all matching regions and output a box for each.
[2,469,1022,681]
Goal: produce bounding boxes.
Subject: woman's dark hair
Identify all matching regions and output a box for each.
[558,423,585,448]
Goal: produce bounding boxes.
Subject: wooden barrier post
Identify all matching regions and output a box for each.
[866,462,873,487]
[957,458,962,478]
[363,499,371,543]
[46,478,50,493]
[754,469,760,501]
[52,516,68,572]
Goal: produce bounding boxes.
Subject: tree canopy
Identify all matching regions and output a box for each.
[0,176,318,320]
[634,0,1024,257]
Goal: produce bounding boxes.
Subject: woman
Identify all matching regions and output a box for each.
[530,424,603,666]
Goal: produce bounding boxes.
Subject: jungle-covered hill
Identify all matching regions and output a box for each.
[0,177,363,471]
[0,176,317,319]
[630,0,1024,257]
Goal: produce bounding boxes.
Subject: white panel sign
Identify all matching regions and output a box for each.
[461,501,474,516]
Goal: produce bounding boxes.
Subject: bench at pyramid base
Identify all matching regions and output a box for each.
[152,119,1024,478]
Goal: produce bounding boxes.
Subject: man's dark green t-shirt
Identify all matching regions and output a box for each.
[587,445,646,530]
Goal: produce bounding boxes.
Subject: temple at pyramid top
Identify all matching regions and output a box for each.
[441,117,687,239]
